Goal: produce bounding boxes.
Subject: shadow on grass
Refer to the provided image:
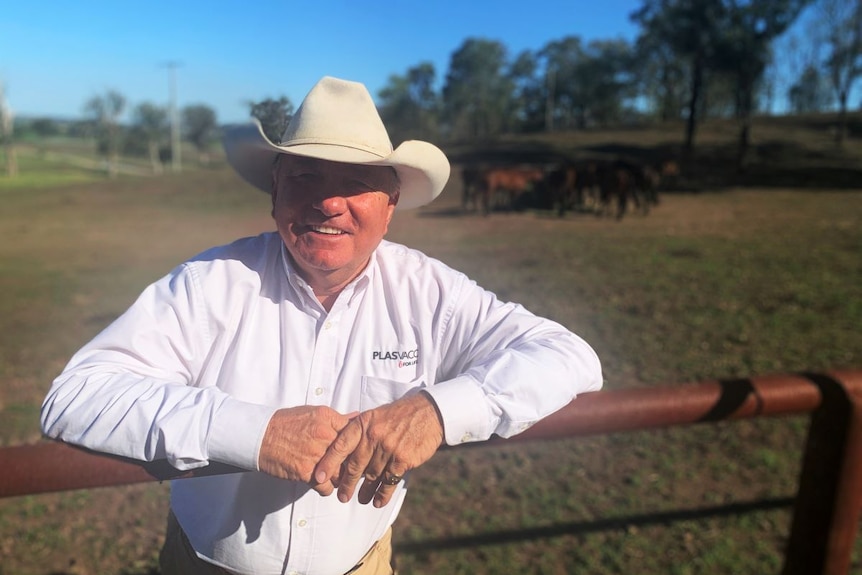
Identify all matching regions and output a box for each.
[47,498,793,575]
[393,496,794,555]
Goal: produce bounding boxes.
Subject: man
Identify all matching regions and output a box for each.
[41,76,602,575]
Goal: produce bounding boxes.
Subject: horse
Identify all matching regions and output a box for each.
[461,166,483,212]
[475,165,545,215]
[544,160,610,217]
[544,163,578,216]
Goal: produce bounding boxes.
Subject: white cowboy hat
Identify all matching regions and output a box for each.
[223,76,450,210]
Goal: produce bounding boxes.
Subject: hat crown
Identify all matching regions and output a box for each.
[280,76,393,157]
[222,75,450,211]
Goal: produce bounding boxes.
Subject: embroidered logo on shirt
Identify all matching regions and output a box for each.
[372,349,419,367]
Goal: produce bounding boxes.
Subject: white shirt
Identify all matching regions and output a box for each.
[41,232,602,575]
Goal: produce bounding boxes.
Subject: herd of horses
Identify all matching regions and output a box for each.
[460,158,679,219]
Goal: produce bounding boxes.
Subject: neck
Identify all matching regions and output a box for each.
[287,255,370,312]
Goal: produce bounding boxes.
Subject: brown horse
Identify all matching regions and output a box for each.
[461,166,483,212]
[595,160,660,219]
[545,162,579,216]
[474,166,544,215]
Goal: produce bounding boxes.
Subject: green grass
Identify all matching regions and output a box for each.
[0,124,860,573]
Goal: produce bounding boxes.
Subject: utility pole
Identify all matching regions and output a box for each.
[162,61,182,173]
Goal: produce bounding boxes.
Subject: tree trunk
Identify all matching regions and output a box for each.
[736,73,754,173]
[737,116,751,172]
[836,90,848,146]
[685,54,704,153]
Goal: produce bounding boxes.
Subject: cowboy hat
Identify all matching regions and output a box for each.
[223,76,450,210]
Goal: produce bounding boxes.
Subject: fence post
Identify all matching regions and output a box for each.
[782,371,862,575]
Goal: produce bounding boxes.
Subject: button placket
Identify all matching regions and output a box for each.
[305,313,339,405]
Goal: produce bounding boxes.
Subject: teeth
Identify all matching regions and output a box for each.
[311,225,344,235]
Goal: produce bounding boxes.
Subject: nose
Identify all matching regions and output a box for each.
[312,192,348,216]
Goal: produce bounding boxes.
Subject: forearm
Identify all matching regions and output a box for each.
[432,287,603,445]
[40,263,277,471]
[41,365,276,471]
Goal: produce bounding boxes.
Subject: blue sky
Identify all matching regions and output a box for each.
[0,0,644,123]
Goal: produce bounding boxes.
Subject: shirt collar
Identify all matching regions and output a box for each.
[279,242,374,311]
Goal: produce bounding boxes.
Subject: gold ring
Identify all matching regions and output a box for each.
[382,473,403,486]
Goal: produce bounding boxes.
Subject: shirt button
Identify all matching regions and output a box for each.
[297,519,308,527]
[460,432,473,443]
[324,321,332,330]
[314,387,324,396]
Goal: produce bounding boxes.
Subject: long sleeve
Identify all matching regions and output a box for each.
[425,273,603,446]
[40,262,275,471]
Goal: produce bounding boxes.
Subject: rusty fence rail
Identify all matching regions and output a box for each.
[2,370,861,575]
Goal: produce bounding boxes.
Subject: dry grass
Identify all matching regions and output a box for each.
[0,117,861,574]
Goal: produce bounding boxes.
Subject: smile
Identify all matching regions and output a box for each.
[310,225,346,235]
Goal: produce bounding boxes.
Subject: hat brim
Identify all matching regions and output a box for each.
[223,120,450,211]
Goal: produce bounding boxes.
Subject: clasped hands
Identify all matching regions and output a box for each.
[258,391,444,508]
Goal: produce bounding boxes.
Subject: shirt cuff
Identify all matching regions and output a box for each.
[423,376,496,446]
[206,397,279,470]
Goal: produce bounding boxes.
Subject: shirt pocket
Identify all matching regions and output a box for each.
[360,376,427,411]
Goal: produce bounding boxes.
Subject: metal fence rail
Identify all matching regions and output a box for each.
[2,370,861,575]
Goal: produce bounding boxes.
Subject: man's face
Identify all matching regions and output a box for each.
[272,155,399,290]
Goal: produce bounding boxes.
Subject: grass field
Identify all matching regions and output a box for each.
[0,120,860,574]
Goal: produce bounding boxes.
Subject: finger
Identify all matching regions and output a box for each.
[311,481,335,497]
[313,421,361,486]
[357,450,391,505]
[357,475,380,505]
[335,440,373,503]
[373,463,407,508]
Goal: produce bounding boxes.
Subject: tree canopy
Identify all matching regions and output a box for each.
[248,97,294,143]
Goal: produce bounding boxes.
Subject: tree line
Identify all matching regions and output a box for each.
[6,92,294,177]
[3,0,860,178]
[372,0,859,169]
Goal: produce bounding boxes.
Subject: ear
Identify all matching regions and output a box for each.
[384,193,397,229]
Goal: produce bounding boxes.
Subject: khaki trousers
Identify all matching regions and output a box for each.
[159,510,393,575]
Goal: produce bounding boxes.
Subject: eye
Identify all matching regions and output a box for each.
[345,179,382,194]
[288,172,319,182]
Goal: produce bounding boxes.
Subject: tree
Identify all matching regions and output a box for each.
[182,104,217,165]
[717,0,812,168]
[539,36,586,130]
[632,0,727,152]
[506,50,544,132]
[442,38,514,140]
[632,0,811,163]
[634,31,689,121]
[538,36,638,130]
[379,62,440,143]
[29,118,60,138]
[817,0,862,144]
[83,90,126,177]
[578,39,638,127]
[788,63,831,112]
[248,97,294,142]
[131,102,168,174]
